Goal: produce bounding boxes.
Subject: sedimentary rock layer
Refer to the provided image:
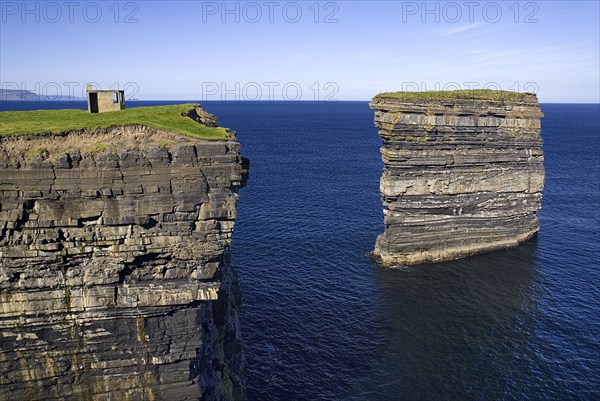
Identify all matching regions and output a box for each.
[0,109,248,400]
[370,91,544,266]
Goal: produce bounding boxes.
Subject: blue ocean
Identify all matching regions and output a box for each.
[2,101,599,400]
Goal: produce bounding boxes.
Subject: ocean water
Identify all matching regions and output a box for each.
[2,101,599,400]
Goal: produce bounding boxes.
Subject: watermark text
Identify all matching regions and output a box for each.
[1,1,140,23]
[201,1,339,23]
[400,81,539,93]
[401,1,539,23]
[201,81,339,101]
[1,81,140,100]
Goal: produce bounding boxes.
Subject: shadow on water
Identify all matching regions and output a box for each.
[351,241,543,401]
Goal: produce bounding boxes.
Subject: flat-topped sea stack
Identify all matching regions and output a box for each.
[369,90,544,266]
[0,104,248,400]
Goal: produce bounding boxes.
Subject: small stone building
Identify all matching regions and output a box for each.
[87,84,125,113]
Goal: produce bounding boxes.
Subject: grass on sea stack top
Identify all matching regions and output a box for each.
[373,89,535,102]
[0,103,228,139]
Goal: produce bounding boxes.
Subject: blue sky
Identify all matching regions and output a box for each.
[1,0,598,102]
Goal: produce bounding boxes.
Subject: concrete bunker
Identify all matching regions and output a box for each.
[87,84,125,113]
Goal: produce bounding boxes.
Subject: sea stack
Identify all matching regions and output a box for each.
[369,90,544,266]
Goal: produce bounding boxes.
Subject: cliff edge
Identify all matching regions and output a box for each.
[0,105,248,400]
[369,90,544,266]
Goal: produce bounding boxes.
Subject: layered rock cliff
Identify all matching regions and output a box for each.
[0,107,248,400]
[370,90,544,266]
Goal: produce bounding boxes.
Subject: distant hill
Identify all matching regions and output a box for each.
[0,89,86,101]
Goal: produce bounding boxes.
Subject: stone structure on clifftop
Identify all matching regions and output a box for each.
[369,90,544,266]
[86,83,125,113]
[0,106,248,400]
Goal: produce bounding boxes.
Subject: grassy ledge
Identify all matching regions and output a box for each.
[0,103,229,140]
[373,89,535,102]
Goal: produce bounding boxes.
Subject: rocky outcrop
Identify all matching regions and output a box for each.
[370,91,544,266]
[0,109,248,400]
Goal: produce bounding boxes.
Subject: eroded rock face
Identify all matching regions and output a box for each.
[0,118,248,400]
[370,93,544,266]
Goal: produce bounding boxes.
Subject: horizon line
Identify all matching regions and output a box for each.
[1,99,599,105]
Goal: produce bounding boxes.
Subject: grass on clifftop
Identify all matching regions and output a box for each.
[0,103,228,139]
[373,89,535,102]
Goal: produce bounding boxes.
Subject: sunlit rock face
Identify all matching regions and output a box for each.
[0,112,248,400]
[370,92,544,266]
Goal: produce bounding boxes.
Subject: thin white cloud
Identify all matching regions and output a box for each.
[438,21,486,37]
